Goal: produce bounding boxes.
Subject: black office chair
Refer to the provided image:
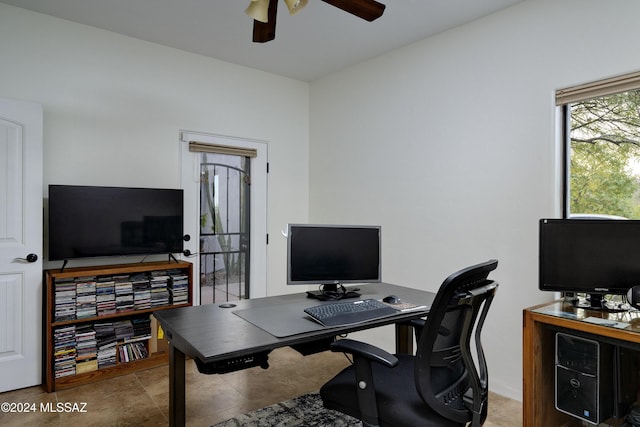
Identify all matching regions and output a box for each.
[320,259,499,427]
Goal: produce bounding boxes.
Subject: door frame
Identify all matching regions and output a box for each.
[179,131,268,303]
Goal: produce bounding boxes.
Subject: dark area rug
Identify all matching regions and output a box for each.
[212,392,362,427]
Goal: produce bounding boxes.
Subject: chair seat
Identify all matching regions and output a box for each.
[320,354,465,427]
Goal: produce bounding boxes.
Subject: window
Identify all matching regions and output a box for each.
[558,72,640,218]
[198,152,251,304]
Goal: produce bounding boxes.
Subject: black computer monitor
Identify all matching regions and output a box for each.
[287,224,381,299]
[539,218,640,309]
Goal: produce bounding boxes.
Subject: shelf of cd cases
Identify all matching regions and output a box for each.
[44,261,192,391]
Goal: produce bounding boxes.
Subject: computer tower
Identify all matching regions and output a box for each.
[555,332,613,424]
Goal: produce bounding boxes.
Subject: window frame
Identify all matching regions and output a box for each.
[558,71,640,219]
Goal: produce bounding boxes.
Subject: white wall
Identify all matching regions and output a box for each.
[309,0,640,400]
[0,3,310,294]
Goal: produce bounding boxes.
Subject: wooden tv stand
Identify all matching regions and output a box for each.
[44,260,192,391]
[523,301,640,427]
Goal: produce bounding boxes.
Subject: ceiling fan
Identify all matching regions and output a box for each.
[245,0,386,43]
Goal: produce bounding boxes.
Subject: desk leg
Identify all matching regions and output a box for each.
[169,342,186,427]
[395,323,413,355]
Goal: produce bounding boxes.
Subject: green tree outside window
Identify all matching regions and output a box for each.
[569,90,640,218]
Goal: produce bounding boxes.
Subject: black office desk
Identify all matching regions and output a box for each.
[154,283,435,427]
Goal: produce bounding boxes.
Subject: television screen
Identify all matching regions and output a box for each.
[48,185,184,261]
[539,218,640,298]
[287,224,381,286]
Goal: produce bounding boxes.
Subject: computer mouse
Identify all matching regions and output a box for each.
[383,295,401,304]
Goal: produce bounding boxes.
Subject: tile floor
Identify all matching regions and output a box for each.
[0,347,522,426]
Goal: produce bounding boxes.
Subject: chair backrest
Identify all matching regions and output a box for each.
[414,260,498,426]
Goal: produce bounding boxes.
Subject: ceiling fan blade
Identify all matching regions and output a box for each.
[320,0,386,22]
[252,0,278,42]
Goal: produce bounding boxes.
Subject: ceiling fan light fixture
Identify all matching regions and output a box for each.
[284,0,308,16]
[245,0,270,23]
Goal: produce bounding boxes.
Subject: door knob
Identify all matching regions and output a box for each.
[15,253,38,263]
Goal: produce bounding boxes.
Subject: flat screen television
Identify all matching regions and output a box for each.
[287,224,381,299]
[539,218,640,309]
[48,185,184,261]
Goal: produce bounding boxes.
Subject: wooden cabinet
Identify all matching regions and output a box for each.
[44,261,192,391]
[523,301,640,427]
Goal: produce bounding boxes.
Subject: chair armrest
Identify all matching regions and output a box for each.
[329,339,397,426]
[330,339,398,368]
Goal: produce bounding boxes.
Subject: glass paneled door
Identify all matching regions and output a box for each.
[199,153,250,304]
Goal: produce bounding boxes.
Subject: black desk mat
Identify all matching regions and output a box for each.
[233,301,326,338]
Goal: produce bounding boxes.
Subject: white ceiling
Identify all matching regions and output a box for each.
[1,0,524,81]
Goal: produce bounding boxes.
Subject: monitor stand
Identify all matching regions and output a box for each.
[306,283,361,301]
[570,293,627,313]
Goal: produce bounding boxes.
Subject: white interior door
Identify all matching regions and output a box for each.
[0,97,43,392]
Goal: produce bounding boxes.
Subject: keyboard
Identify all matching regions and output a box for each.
[304,299,399,327]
